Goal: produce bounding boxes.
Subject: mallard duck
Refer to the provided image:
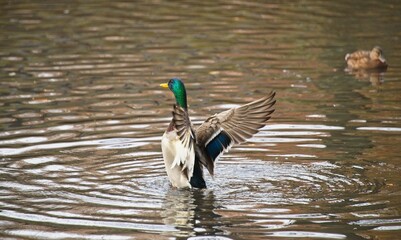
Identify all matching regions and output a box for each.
[160,78,276,188]
[345,46,388,70]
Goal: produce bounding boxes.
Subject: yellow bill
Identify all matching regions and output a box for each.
[160,83,168,88]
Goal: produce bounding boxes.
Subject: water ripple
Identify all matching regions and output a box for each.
[1,0,401,239]
[0,210,177,232]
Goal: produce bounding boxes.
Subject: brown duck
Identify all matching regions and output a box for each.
[345,46,388,70]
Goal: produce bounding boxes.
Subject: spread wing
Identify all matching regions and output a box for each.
[195,91,276,175]
[172,104,195,149]
[171,104,195,178]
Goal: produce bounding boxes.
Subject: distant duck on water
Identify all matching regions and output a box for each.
[345,46,388,70]
[160,78,276,189]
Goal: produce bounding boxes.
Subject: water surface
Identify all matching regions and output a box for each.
[1,1,401,239]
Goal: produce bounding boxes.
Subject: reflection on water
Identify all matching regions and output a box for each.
[1,0,401,239]
[345,68,387,86]
[162,189,222,238]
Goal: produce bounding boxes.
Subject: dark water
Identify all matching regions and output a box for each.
[1,1,401,239]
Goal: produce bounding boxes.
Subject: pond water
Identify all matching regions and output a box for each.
[1,1,401,239]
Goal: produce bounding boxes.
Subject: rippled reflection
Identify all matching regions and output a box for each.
[345,68,387,86]
[162,189,222,237]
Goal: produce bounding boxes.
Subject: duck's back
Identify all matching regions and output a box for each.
[345,50,371,69]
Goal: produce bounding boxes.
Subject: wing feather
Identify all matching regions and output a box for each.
[195,91,276,175]
[171,104,195,177]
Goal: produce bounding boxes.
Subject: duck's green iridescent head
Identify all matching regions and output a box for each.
[160,78,187,109]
